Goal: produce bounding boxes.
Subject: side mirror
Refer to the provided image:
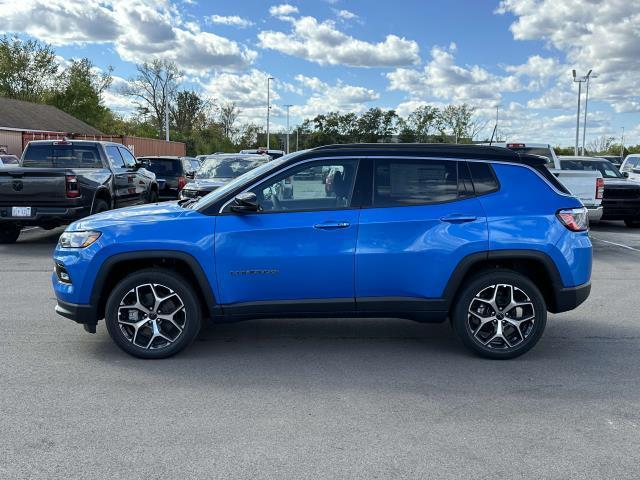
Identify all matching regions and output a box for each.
[623,171,630,178]
[231,192,260,213]
[186,172,195,179]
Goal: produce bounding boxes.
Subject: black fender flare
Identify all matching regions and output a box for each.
[91,186,113,212]
[442,249,567,311]
[90,250,219,319]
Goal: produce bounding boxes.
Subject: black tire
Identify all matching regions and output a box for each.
[104,269,202,359]
[451,270,547,359]
[624,218,640,228]
[148,189,158,204]
[0,223,21,244]
[91,198,110,215]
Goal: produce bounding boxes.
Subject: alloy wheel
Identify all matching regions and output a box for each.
[117,283,187,350]
[467,283,536,350]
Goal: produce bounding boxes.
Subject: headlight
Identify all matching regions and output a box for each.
[59,231,101,248]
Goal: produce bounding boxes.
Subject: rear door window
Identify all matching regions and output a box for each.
[118,147,138,168]
[373,159,459,207]
[22,144,102,168]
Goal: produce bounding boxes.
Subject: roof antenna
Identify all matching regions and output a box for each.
[489,104,499,146]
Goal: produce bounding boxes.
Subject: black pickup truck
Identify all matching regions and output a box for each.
[0,140,158,243]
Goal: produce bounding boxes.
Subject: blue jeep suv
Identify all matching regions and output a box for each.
[52,144,592,359]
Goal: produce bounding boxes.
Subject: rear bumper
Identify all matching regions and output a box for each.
[0,205,89,226]
[586,206,603,222]
[601,200,640,220]
[55,299,98,332]
[550,281,591,314]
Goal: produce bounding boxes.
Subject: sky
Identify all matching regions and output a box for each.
[1,0,639,146]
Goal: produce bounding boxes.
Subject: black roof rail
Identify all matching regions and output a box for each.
[308,142,527,162]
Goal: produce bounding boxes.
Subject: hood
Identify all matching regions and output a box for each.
[185,178,232,191]
[69,202,187,231]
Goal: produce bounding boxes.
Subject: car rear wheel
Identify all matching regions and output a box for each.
[105,269,202,359]
[624,218,640,228]
[452,270,547,359]
[0,223,21,244]
[91,199,110,215]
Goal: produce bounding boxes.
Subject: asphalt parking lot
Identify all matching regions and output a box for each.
[1,223,639,480]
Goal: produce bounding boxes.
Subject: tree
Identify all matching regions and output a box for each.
[437,104,478,143]
[0,36,58,102]
[407,105,439,142]
[123,59,181,138]
[219,102,240,140]
[170,90,209,136]
[587,135,616,155]
[49,58,113,129]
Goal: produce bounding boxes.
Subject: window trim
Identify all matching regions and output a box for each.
[219,157,361,215]
[214,154,573,216]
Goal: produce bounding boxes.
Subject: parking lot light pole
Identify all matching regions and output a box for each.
[581,70,596,155]
[266,77,274,149]
[573,70,587,156]
[284,104,293,154]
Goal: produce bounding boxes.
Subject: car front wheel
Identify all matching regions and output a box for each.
[452,270,547,359]
[105,269,202,359]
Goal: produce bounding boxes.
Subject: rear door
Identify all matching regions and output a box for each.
[105,145,135,207]
[118,146,148,204]
[355,158,489,315]
[215,158,362,314]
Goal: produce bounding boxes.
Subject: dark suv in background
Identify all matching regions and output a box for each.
[139,156,200,200]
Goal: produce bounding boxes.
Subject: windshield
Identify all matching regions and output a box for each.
[197,156,268,179]
[193,152,301,210]
[560,159,622,179]
[0,155,19,165]
[140,158,181,176]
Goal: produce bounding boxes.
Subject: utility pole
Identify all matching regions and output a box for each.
[266,76,274,149]
[581,70,596,155]
[165,93,170,142]
[296,128,299,152]
[573,70,587,155]
[621,127,625,159]
[284,104,293,154]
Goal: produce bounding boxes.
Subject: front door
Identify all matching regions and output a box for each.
[104,145,136,207]
[215,159,361,315]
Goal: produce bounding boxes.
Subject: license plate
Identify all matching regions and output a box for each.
[12,206,31,217]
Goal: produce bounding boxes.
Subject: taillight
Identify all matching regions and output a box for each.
[66,174,80,198]
[556,207,589,232]
[178,176,186,190]
[507,143,525,148]
[596,178,604,199]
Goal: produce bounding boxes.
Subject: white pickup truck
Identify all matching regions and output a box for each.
[487,142,604,221]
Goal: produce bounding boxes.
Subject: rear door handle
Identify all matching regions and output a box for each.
[314,221,350,230]
[440,214,477,223]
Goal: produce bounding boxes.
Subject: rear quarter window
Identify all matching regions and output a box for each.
[468,162,499,195]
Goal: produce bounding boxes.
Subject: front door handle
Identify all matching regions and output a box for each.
[440,214,477,223]
[314,221,350,230]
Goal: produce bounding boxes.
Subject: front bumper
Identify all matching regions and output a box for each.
[550,281,591,314]
[55,299,98,333]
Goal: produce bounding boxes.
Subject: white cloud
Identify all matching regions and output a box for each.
[335,9,358,20]
[258,15,419,67]
[292,74,379,118]
[269,4,299,18]
[209,15,254,28]
[0,0,257,75]
[497,0,640,113]
[387,44,520,107]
